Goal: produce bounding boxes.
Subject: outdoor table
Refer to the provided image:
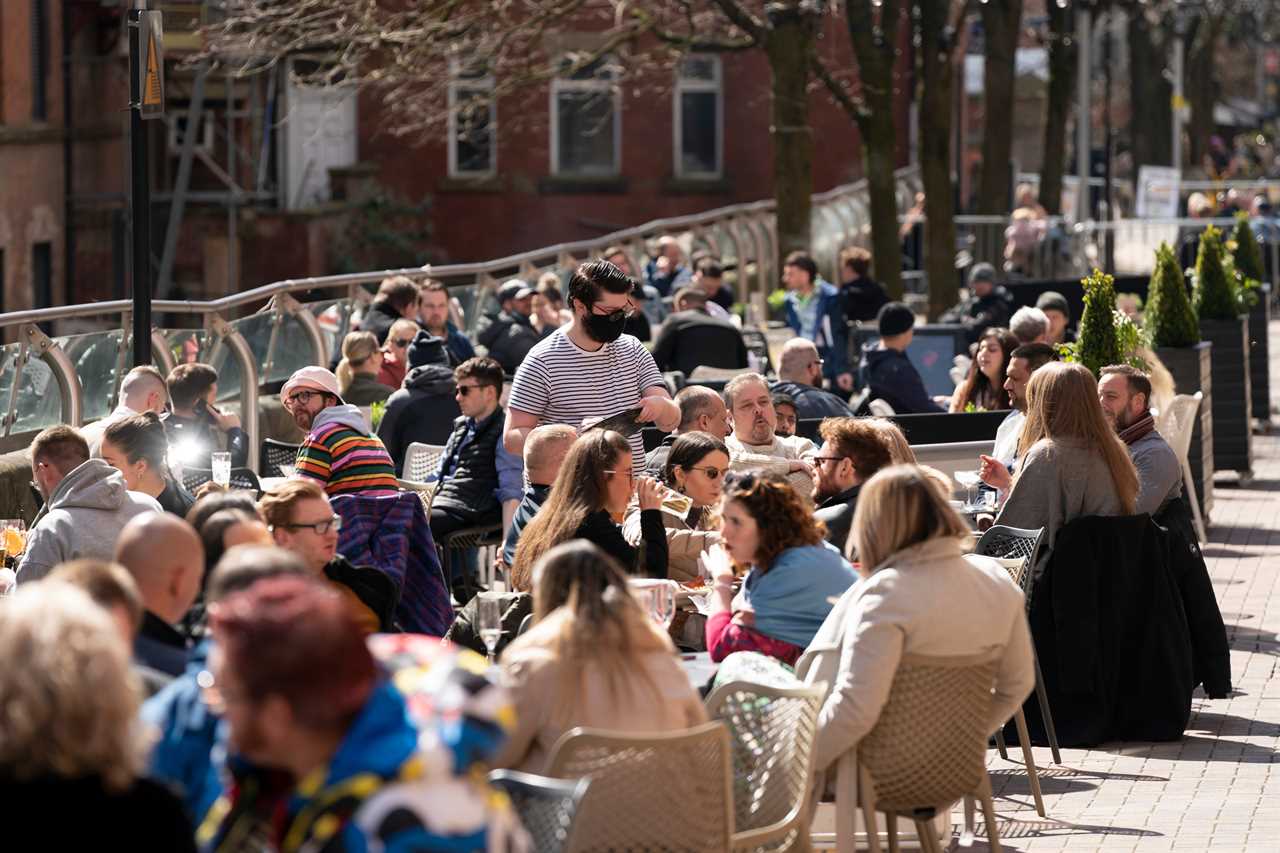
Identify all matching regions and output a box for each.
[679,651,717,689]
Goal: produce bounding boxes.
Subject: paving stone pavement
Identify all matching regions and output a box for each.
[970,320,1280,853]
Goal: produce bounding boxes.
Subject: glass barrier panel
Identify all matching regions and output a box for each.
[267,313,320,383]
[1,346,62,435]
[230,313,274,379]
[308,298,353,362]
[57,330,127,423]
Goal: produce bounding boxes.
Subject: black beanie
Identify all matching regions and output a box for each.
[407,330,449,369]
[877,302,915,337]
[1036,290,1070,319]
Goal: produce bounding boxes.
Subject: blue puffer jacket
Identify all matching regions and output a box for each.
[783,280,850,381]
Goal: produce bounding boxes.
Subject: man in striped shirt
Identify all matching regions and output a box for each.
[504,260,680,470]
[283,367,399,497]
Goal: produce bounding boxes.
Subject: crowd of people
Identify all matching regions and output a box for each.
[0,238,1213,851]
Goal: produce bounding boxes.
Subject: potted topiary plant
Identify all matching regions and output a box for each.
[1229,212,1271,425]
[1146,242,1214,514]
[1193,224,1252,477]
[1074,269,1123,377]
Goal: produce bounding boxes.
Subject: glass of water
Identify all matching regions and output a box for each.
[954,470,982,510]
[211,452,232,489]
[477,593,503,665]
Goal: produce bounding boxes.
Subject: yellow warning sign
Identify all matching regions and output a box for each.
[136,10,165,119]
[144,33,162,107]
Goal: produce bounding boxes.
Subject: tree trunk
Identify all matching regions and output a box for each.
[978,0,1023,214]
[1186,15,1220,172]
[917,0,959,320]
[1126,10,1173,170]
[844,0,905,298]
[764,9,817,274]
[1040,0,1075,215]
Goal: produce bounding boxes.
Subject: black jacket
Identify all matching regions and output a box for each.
[576,508,669,578]
[162,412,248,470]
[0,775,196,852]
[939,286,1013,344]
[431,409,507,523]
[770,380,853,421]
[376,365,461,474]
[476,309,545,374]
[445,591,533,657]
[361,300,404,346]
[650,309,749,376]
[135,611,188,678]
[325,553,400,632]
[502,484,550,565]
[1016,515,1193,748]
[156,477,195,518]
[841,277,890,323]
[858,346,944,414]
[815,484,861,552]
[644,433,678,478]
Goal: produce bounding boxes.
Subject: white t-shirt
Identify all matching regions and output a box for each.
[507,330,666,470]
[992,409,1025,467]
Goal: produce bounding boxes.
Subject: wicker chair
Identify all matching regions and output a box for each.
[440,523,505,602]
[846,652,1006,853]
[181,466,262,497]
[974,524,1061,770]
[261,438,301,478]
[1157,392,1208,544]
[545,722,734,853]
[403,442,446,484]
[488,770,590,853]
[705,679,826,853]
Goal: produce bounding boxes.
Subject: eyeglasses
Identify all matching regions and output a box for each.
[687,465,724,480]
[604,469,635,481]
[285,389,323,408]
[276,514,342,535]
[390,337,414,348]
[589,303,636,322]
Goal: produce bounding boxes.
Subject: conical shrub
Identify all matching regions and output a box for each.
[1231,211,1265,283]
[1145,242,1200,348]
[1076,268,1122,377]
[1193,224,1239,320]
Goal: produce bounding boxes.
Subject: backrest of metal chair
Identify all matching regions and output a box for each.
[488,770,590,853]
[181,467,211,494]
[973,524,1045,595]
[858,651,1000,813]
[405,442,446,483]
[1161,393,1202,462]
[704,679,825,843]
[546,722,733,853]
[869,398,897,417]
[263,438,301,477]
[442,523,505,551]
[182,467,262,496]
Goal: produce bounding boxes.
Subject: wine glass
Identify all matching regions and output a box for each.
[650,582,676,628]
[477,593,503,666]
[954,470,982,510]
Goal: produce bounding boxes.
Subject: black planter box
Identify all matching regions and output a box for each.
[1155,342,1214,519]
[1200,316,1253,475]
[887,410,1009,445]
[1249,285,1271,423]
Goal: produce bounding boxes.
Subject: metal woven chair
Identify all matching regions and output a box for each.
[974,524,1062,769]
[403,441,446,484]
[181,466,262,497]
[848,652,1006,853]
[705,679,826,852]
[488,770,590,853]
[262,438,301,477]
[546,722,734,853]
[440,523,505,602]
[1157,392,1208,544]
[868,399,896,417]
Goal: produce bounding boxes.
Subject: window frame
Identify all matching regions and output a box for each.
[549,54,622,178]
[447,60,497,179]
[672,54,724,180]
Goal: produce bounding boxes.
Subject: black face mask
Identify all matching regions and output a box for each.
[583,309,628,344]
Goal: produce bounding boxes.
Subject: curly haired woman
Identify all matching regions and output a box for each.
[702,471,858,666]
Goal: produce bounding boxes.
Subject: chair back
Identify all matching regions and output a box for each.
[704,680,825,845]
[488,770,590,853]
[546,722,733,853]
[404,441,446,483]
[687,364,753,383]
[868,398,896,417]
[1158,393,1203,462]
[181,466,262,496]
[858,652,1001,813]
[262,438,301,477]
[973,524,1045,595]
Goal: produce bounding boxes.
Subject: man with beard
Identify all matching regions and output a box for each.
[282,366,399,497]
[722,373,817,500]
[1097,364,1182,515]
[504,259,680,471]
[978,342,1057,500]
[811,417,892,551]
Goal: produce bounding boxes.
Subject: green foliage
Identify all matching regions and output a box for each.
[766,288,788,321]
[1144,242,1200,348]
[1193,224,1240,320]
[370,400,386,432]
[329,191,433,275]
[1231,213,1266,281]
[1075,269,1123,377]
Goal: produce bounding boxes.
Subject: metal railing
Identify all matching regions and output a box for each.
[0,167,924,467]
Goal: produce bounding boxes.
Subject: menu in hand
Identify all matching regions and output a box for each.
[580,406,645,437]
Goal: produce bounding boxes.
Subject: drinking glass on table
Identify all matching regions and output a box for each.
[954,469,982,511]
[0,519,26,567]
[211,452,232,489]
[477,593,503,665]
[630,578,676,629]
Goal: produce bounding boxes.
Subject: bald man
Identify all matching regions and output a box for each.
[501,424,578,567]
[114,512,205,677]
[644,385,731,476]
[82,365,170,456]
[771,338,853,421]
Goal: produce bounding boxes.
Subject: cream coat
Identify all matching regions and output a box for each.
[622,505,718,583]
[796,537,1035,771]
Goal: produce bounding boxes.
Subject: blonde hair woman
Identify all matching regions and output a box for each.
[336,331,391,406]
[0,582,196,849]
[492,542,706,773]
[996,362,1138,563]
[798,465,1035,771]
[866,417,917,464]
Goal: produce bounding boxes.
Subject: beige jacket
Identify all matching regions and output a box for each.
[726,433,818,501]
[492,615,708,774]
[622,505,718,583]
[796,537,1035,772]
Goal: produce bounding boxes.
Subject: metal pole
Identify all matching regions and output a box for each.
[1103,11,1115,271]
[1172,33,1185,172]
[129,8,152,366]
[1076,5,1091,223]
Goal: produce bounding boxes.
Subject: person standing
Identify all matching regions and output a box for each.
[417,279,476,365]
[504,260,680,470]
[782,251,853,392]
[361,275,421,345]
[838,246,889,324]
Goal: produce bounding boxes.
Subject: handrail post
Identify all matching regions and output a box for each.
[207,314,261,473]
[18,325,82,432]
[270,292,328,372]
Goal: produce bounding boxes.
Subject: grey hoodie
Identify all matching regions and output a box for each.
[311,403,372,436]
[18,459,162,583]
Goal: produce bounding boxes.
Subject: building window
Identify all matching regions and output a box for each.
[31,0,49,121]
[32,242,52,309]
[674,55,722,179]
[448,62,496,177]
[551,55,620,177]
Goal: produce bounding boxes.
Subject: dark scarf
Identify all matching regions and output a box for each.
[1117,410,1156,446]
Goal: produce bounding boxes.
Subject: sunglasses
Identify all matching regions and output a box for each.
[687,465,724,480]
[276,514,342,535]
[455,383,495,397]
[589,304,636,323]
